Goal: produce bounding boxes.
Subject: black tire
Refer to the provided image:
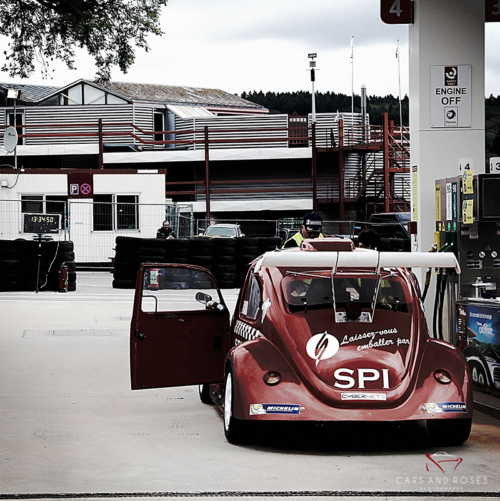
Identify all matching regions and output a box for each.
[469,360,488,386]
[165,239,190,250]
[113,271,136,281]
[115,236,141,248]
[218,272,237,282]
[190,239,214,253]
[427,418,472,446]
[214,255,236,265]
[57,251,75,262]
[112,279,136,289]
[191,255,213,267]
[0,249,19,259]
[464,346,495,387]
[68,272,77,282]
[114,248,138,260]
[214,264,237,273]
[237,253,259,264]
[199,384,213,405]
[258,237,281,253]
[0,260,21,270]
[142,238,168,249]
[167,257,189,264]
[68,282,77,292]
[138,248,166,259]
[58,241,74,252]
[65,261,76,271]
[218,280,237,289]
[223,371,248,445]
[213,238,237,249]
[0,280,19,291]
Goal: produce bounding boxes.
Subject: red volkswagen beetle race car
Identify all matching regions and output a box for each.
[130,238,472,445]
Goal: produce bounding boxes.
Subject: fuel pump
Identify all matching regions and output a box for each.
[436,173,500,397]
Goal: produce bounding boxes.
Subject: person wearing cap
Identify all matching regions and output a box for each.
[282,212,324,248]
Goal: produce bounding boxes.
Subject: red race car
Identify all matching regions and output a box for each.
[130,238,472,445]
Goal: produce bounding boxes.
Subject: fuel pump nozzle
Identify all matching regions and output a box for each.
[471,277,496,299]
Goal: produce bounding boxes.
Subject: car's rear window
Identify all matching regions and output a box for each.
[282,274,408,312]
[205,226,237,237]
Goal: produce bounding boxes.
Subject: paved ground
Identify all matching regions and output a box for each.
[1,272,499,500]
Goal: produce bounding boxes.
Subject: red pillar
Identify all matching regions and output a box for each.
[204,126,210,222]
[383,113,390,212]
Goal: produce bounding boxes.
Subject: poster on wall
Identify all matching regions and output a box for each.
[459,302,500,392]
[431,65,472,128]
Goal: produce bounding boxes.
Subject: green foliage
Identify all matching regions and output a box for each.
[241,90,409,126]
[0,0,167,82]
[243,90,500,161]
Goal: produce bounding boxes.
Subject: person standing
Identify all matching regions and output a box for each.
[282,212,324,248]
[156,220,175,239]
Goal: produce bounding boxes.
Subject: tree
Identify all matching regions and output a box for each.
[0,0,167,82]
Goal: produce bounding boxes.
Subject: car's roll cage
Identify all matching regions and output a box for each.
[283,268,406,322]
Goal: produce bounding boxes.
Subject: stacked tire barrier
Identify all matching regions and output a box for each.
[112,236,282,289]
[0,239,76,292]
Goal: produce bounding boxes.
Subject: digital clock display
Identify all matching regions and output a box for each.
[23,213,61,234]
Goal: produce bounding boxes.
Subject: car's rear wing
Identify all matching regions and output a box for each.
[255,250,460,274]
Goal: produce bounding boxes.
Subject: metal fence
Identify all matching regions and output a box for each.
[1,198,410,266]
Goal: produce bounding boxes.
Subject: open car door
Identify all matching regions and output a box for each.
[130,264,230,390]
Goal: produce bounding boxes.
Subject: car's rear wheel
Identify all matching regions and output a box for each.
[427,418,472,446]
[198,384,212,405]
[223,371,247,444]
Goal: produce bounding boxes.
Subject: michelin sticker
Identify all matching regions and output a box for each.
[250,404,301,415]
[424,402,467,413]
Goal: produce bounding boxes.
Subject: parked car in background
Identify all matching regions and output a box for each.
[201,224,244,238]
[368,212,411,251]
[368,212,411,239]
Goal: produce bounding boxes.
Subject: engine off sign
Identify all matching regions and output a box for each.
[431,65,471,128]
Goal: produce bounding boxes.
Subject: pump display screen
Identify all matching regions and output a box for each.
[481,177,500,219]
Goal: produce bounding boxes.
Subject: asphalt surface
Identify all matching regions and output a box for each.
[1,272,499,500]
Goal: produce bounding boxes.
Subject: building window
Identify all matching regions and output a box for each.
[93,194,139,231]
[21,195,68,230]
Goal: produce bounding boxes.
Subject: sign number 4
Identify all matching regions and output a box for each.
[390,0,402,16]
[380,0,412,24]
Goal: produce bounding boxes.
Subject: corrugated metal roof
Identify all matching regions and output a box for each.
[0,79,267,112]
[166,105,214,118]
[0,83,60,103]
[87,80,265,110]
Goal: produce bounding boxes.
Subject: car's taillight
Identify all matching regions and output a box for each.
[434,369,452,384]
[263,371,282,385]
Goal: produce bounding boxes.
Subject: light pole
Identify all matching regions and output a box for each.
[308,53,317,124]
[7,88,19,169]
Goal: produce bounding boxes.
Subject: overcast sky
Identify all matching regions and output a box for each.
[1,0,500,99]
